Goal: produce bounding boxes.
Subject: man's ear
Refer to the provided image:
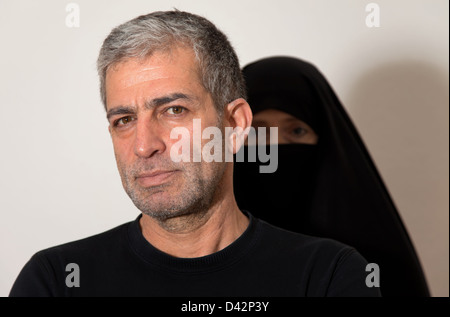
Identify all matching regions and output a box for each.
[224,98,253,154]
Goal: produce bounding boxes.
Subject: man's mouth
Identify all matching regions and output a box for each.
[135,170,178,187]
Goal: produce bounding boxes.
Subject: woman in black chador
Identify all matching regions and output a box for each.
[233,56,429,296]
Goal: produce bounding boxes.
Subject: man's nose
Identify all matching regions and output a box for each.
[134,118,166,158]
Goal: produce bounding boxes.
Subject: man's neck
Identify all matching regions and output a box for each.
[139,200,249,258]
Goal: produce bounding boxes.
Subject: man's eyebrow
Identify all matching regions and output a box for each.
[106,106,135,121]
[145,92,193,109]
[106,93,194,120]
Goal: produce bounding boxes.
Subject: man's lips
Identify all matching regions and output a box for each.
[135,170,178,187]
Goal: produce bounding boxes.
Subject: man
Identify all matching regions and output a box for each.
[10,10,381,297]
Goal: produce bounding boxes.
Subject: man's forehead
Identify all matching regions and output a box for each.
[107,61,169,90]
[105,46,203,108]
[108,50,201,90]
[106,46,199,79]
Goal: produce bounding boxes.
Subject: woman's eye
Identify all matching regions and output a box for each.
[166,106,185,115]
[291,127,306,136]
[115,116,135,126]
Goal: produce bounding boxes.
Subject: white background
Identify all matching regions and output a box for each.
[0,0,448,296]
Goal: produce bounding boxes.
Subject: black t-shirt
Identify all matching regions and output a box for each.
[9,212,381,297]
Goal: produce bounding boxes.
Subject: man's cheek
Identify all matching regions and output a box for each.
[112,139,135,167]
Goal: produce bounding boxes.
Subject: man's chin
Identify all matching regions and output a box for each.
[133,192,209,223]
[137,201,204,224]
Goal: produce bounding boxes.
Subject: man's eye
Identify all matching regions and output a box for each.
[115,116,135,126]
[166,106,185,115]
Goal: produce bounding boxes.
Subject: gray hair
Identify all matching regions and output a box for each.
[97,10,246,114]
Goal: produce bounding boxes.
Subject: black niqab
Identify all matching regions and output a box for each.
[233,56,429,296]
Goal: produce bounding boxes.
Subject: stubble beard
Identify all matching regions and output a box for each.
[119,157,226,229]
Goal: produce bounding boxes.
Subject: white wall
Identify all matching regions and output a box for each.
[0,0,448,296]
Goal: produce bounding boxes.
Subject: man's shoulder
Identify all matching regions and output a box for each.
[255,217,358,260]
[253,217,381,296]
[33,219,134,261]
[9,219,136,297]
